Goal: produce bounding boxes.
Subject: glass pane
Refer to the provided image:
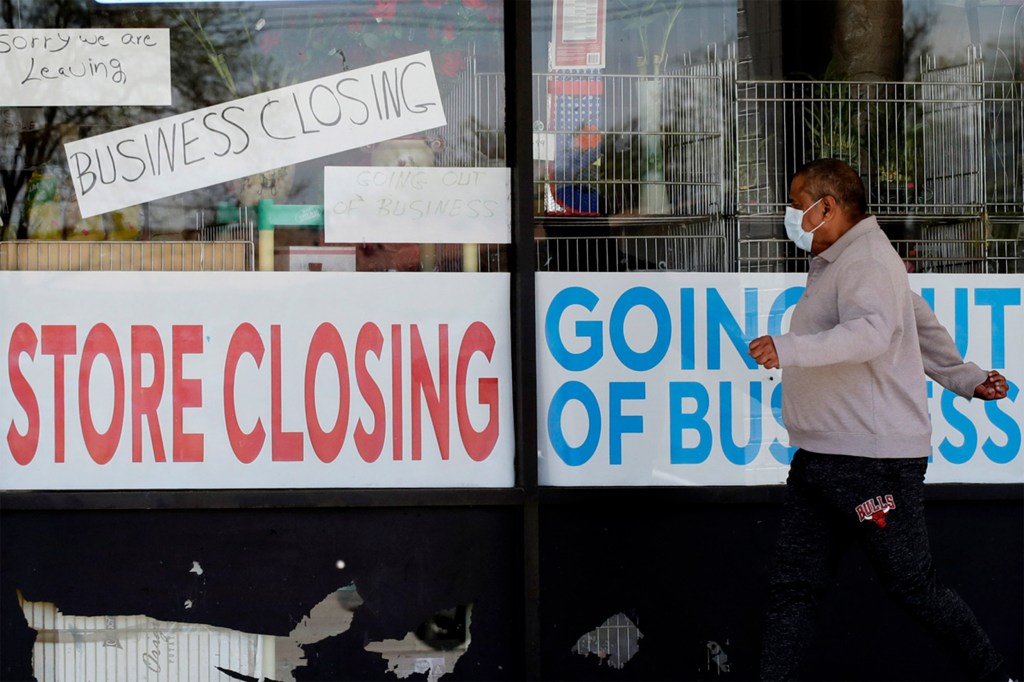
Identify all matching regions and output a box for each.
[530,0,739,273]
[0,0,506,272]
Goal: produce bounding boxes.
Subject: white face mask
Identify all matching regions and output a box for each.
[784,198,825,252]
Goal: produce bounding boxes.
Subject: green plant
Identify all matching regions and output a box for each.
[614,0,686,76]
[802,82,922,187]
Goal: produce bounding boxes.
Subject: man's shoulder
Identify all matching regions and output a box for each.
[837,227,905,271]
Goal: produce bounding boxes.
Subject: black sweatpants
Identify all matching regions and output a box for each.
[760,450,1005,681]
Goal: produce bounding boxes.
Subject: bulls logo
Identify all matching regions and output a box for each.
[856,494,896,528]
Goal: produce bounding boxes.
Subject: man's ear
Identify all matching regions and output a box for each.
[821,194,838,218]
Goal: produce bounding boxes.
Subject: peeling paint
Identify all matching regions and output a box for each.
[705,640,731,675]
[273,584,363,682]
[364,604,472,682]
[182,560,208,614]
[18,584,362,682]
[571,612,643,669]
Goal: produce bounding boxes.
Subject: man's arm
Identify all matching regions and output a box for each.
[911,291,990,398]
[753,303,1007,399]
[769,259,902,368]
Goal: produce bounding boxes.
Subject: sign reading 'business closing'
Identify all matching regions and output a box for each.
[63,52,445,218]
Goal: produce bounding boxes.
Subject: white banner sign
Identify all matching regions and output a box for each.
[63,52,446,218]
[0,272,513,490]
[324,166,511,244]
[537,272,1024,486]
[0,29,171,107]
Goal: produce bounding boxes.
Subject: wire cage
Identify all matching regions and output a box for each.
[737,215,1020,274]
[198,204,256,243]
[536,216,733,273]
[442,50,738,273]
[735,53,987,216]
[736,217,803,273]
[195,204,257,271]
[428,243,509,273]
[987,216,1024,274]
[436,48,507,170]
[417,52,509,274]
[984,80,1024,214]
[535,59,733,218]
[883,217,988,273]
[437,50,736,221]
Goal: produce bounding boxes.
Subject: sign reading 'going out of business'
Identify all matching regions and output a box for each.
[537,272,1024,487]
[325,166,511,244]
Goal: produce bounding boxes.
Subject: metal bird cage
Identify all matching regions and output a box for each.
[535,51,733,220]
[983,79,1024,214]
[734,77,986,215]
[536,216,733,273]
[736,215,1014,274]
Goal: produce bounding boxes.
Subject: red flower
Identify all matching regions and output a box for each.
[463,0,487,9]
[443,22,455,42]
[423,0,446,7]
[371,0,397,22]
[574,125,601,151]
[485,3,503,23]
[258,31,282,54]
[437,50,466,77]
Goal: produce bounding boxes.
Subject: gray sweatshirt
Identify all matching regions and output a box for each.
[772,216,987,459]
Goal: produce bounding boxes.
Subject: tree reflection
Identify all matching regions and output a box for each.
[0,0,503,240]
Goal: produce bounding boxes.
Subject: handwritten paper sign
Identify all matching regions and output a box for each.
[0,29,171,107]
[324,166,511,244]
[63,52,446,218]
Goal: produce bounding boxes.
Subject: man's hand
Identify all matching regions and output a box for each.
[974,370,1008,400]
[748,335,780,369]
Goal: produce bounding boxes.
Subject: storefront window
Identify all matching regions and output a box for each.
[0,0,506,272]
[529,0,738,273]
[905,0,1023,80]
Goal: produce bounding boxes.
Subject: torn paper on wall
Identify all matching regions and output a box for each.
[705,640,731,675]
[364,604,472,682]
[273,585,363,682]
[18,584,363,682]
[20,592,266,682]
[571,612,643,669]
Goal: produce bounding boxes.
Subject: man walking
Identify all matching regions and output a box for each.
[748,158,1013,681]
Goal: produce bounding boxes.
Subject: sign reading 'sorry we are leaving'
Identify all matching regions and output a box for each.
[64,52,446,218]
[0,28,171,107]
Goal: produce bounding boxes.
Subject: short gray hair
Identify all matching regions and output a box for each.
[795,158,867,217]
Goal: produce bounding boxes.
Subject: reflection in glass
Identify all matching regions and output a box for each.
[0,0,505,273]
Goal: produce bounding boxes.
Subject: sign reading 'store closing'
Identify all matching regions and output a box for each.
[63,52,446,218]
[0,272,514,490]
